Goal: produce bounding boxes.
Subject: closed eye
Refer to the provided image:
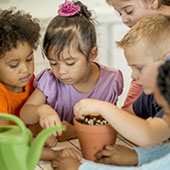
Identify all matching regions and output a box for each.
[26,57,33,62]
[9,63,19,68]
[50,62,57,66]
[66,62,75,66]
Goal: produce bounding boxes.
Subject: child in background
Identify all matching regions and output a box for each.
[51,15,170,170]
[20,0,123,141]
[106,0,170,110]
[0,8,80,162]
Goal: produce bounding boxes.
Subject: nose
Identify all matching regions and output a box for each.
[122,15,130,26]
[131,70,138,81]
[58,64,67,75]
[20,62,29,73]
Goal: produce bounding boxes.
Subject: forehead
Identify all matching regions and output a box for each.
[110,0,144,9]
[110,0,136,7]
[0,42,32,61]
[48,44,85,62]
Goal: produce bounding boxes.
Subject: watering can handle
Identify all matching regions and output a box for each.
[0,113,27,134]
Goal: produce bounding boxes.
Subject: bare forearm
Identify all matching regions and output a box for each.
[41,147,55,161]
[98,102,170,146]
[20,104,42,124]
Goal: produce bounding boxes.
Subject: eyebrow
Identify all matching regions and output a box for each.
[6,51,33,64]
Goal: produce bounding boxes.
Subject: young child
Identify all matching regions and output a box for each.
[51,17,170,170]
[0,8,80,162]
[20,0,123,141]
[74,14,170,147]
[106,0,170,110]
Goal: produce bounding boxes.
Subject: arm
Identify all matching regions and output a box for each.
[134,142,170,165]
[51,150,170,170]
[95,142,170,166]
[20,88,47,124]
[20,88,62,135]
[74,99,170,146]
[0,96,10,126]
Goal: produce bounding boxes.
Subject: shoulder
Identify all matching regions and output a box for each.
[97,63,123,95]
[34,69,59,87]
[99,64,123,82]
[35,69,54,82]
[34,69,63,97]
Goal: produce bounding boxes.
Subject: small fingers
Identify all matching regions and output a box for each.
[96,157,113,164]
[73,104,84,120]
[96,149,113,160]
[51,159,60,170]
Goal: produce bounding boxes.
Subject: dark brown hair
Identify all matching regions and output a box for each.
[0,8,41,58]
[43,1,97,61]
[157,60,170,105]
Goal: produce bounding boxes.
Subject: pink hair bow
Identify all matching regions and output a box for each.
[58,0,81,17]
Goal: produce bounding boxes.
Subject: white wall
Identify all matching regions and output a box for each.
[1,0,131,107]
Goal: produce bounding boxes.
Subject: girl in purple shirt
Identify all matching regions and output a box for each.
[20,0,123,143]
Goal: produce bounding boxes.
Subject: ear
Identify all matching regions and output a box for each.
[89,46,98,62]
[147,0,159,9]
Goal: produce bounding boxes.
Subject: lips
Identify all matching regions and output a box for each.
[19,75,30,82]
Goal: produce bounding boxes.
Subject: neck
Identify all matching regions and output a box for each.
[73,62,100,93]
[3,84,24,93]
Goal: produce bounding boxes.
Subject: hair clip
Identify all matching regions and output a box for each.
[166,55,170,61]
[58,0,80,17]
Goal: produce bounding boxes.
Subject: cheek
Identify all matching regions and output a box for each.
[51,67,59,77]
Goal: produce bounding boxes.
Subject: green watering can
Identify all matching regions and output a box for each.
[0,113,65,170]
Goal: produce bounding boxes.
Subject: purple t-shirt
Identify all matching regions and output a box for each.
[34,63,123,123]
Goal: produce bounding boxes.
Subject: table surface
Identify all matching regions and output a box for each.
[36,134,136,170]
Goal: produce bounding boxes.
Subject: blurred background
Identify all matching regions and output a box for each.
[0,0,131,107]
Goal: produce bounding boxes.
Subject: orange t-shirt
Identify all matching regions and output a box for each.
[0,75,34,118]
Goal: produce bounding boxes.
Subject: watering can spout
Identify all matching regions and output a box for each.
[27,125,66,170]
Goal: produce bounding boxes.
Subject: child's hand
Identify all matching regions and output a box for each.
[38,104,62,136]
[54,148,81,161]
[45,135,57,148]
[52,157,81,170]
[96,144,138,166]
[74,98,102,119]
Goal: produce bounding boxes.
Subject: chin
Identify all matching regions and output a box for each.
[143,89,153,95]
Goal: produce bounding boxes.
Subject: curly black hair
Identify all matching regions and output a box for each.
[157,60,170,105]
[0,8,41,58]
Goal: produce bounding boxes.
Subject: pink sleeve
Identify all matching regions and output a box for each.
[122,80,143,110]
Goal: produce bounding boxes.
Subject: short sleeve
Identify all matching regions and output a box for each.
[33,69,59,101]
[0,95,8,113]
[115,70,124,96]
[110,70,124,104]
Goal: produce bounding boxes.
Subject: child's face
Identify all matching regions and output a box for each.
[109,0,155,27]
[48,46,93,86]
[124,41,163,95]
[0,42,34,93]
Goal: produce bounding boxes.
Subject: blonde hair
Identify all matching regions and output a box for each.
[117,14,170,60]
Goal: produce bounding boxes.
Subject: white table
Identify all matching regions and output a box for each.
[36,134,136,170]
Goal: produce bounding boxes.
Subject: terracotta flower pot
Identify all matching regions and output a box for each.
[74,118,117,161]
